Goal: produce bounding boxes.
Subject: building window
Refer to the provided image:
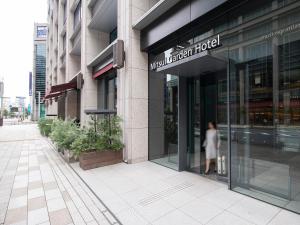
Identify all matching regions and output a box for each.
[105,76,117,110]
[97,72,117,111]
[109,27,117,44]
[36,26,48,38]
[73,0,81,29]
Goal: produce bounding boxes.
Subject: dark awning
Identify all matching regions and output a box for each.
[44,92,63,100]
[50,81,77,93]
[93,63,114,79]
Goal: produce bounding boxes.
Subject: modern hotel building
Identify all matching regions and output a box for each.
[45,0,300,214]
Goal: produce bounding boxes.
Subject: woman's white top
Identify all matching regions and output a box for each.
[203,129,221,160]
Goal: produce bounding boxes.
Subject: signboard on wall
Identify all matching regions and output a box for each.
[150,35,222,71]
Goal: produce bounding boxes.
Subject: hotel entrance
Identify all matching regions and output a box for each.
[149,49,229,180]
[187,70,228,181]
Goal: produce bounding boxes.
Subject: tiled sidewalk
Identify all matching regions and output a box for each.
[0,124,119,225]
[72,159,300,225]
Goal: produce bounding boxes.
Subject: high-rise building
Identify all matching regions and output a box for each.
[32,23,48,120]
[45,0,300,214]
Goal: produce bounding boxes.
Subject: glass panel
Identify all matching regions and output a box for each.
[107,77,117,110]
[229,3,300,214]
[149,73,179,170]
[188,73,229,178]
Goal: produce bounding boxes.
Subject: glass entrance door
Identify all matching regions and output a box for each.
[188,71,228,181]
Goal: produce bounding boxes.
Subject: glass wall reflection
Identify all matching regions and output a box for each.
[229,2,300,213]
[149,73,179,170]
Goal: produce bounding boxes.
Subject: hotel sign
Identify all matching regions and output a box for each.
[150,35,221,71]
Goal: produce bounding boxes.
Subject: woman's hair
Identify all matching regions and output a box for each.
[209,121,217,129]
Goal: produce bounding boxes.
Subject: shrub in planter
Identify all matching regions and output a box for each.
[71,115,124,170]
[50,119,80,155]
[38,118,53,137]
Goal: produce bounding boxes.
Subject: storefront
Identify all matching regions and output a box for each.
[147,0,300,214]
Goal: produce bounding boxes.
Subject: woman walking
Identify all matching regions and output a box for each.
[203,121,221,175]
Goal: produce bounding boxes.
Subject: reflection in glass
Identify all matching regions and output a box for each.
[230,6,300,213]
[149,74,179,170]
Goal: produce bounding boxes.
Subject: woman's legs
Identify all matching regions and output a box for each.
[205,159,210,173]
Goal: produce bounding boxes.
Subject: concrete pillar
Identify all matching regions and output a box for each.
[118,0,152,163]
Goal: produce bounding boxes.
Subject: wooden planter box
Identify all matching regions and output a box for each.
[79,151,122,170]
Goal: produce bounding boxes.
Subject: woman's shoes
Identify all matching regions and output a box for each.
[204,170,210,175]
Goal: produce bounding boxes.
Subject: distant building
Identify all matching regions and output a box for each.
[0,81,3,97]
[1,97,10,111]
[31,23,47,120]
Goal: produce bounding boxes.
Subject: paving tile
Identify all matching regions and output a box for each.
[38,221,51,225]
[29,166,40,171]
[14,175,28,182]
[227,197,281,225]
[152,209,200,225]
[47,198,66,212]
[78,206,95,223]
[8,196,27,209]
[49,208,73,225]
[268,210,300,225]
[70,213,86,225]
[28,207,49,224]
[164,190,196,208]
[43,181,58,191]
[200,188,244,209]
[116,208,149,225]
[180,198,224,224]
[207,211,254,225]
[8,220,27,225]
[28,181,43,190]
[28,196,47,211]
[29,175,42,183]
[134,199,175,222]
[28,187,44,199]
[45,189,62,201]
[4,206,27,225]
[13,181,28,189]
[62,191,72,202]
[11,188,27,198]
[87,220,99,225]
[104,196,130,214]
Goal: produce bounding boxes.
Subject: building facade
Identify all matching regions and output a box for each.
[45,0,300,214]
[32,23,48,120]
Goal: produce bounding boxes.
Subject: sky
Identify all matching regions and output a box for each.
[0,0,47,105]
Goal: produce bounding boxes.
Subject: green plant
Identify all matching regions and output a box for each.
[38,118,53,137]
[3,109,8,118]
[70,115,124,156]
[97,115,124,151]
[50,119,79,151]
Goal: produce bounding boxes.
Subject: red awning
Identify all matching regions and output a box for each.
[93,63,113,79]
[44,92,63,100]
[50,81,77,93]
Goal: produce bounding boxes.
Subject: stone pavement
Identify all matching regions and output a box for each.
[72,160,300,225]
[1,124,300,225]
[0,124,120,225]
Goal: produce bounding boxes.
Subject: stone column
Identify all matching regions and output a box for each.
[118,0,151,163]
